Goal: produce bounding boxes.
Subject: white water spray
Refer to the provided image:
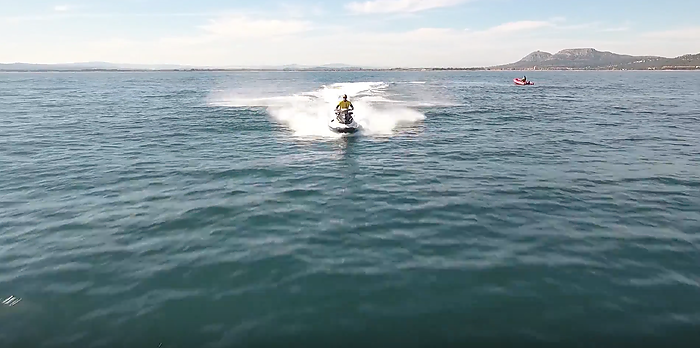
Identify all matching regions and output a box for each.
[210,82,426,137]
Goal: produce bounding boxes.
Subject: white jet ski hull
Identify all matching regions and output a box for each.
[329,109,360,134]
[328,118,360,134]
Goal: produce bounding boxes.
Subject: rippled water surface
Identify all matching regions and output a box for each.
[1,71,700,347]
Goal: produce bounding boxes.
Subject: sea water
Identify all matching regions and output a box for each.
[1,70,699,347]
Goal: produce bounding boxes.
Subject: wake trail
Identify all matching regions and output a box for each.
[209,82,426,137]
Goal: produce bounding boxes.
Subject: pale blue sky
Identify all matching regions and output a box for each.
[2,0,699,67]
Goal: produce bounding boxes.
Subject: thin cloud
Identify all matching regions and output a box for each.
[199,15,311,39]
[346,0,469,14]
[90,38,137,50]
[554,20,631,33]
[321,19,561,46]
[483,20,554,34]
[557,22,600,30]
[643,26,700,40]
[4,10,697,68]
[601,26,629,32]
[54,5,69,12]
[76,18,559,66]
[278,3,325,17]
[598,20,631,32]
[549,16,567,23]
[0,11,219,24]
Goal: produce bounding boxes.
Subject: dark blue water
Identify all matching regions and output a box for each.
[1,71,699,348]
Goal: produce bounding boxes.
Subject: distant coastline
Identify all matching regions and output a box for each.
[1,48,699,72]
[1,67,699,72]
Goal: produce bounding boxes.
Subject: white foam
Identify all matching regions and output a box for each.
[210,95,312,108]
[211,81,426,137]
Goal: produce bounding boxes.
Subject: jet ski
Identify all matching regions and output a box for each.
[328,108,360,134]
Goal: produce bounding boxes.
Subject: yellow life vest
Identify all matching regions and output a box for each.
[338,100,352,109]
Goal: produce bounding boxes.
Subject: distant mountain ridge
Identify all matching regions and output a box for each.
[492,48,700,70]
[2,50,699,71]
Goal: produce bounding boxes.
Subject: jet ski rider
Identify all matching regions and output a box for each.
[335,94,354,123]
[336,94,354,111]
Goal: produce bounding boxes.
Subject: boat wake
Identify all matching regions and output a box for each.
[210,82,426,137]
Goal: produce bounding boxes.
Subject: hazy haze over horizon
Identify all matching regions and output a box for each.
[2,0,699,67]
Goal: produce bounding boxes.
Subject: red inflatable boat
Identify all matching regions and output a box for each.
[514,78,534,85]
